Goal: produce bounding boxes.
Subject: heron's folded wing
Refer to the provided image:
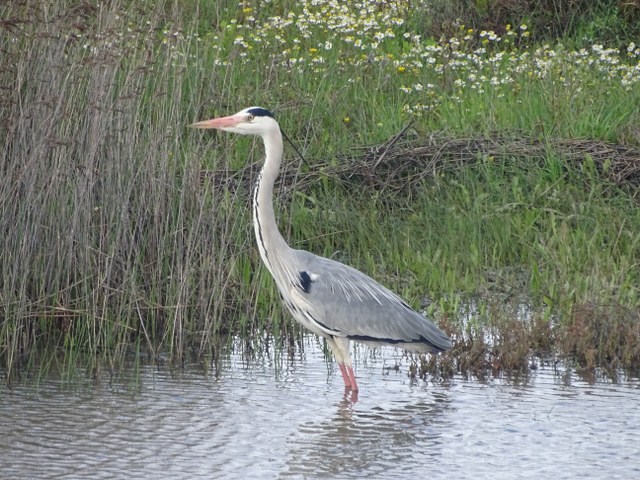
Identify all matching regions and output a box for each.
[293,251,451,351]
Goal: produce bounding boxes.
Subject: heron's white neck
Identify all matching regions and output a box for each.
[252,127,291,277]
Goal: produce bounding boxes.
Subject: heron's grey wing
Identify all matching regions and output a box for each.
[291,250,451,352]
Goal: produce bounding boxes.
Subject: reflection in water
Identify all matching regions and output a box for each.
[283,390,451,478]
[1,336,639,480]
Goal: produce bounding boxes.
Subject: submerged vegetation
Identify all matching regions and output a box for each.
[1,0,639,384]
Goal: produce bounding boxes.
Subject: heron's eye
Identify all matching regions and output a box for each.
[247,114,255,122]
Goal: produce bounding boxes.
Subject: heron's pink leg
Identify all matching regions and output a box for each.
[338,363,351,388]
[346,366,359,392]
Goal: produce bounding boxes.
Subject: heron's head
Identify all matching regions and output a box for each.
[189,106,278,136]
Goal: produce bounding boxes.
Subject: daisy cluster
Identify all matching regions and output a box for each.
[221,0,640,116]
[57,0,640,119]
[227,0,419,70]
[399,33,640,115]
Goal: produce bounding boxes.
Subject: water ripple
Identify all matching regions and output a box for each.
[1,338,639,479]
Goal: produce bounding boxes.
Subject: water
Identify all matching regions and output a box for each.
[1,336,639,479]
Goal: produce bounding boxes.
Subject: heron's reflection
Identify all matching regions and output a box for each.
[341,387,358,406]
[281,384,451,478]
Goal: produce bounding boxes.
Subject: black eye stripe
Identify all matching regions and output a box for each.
[247,107,275,118]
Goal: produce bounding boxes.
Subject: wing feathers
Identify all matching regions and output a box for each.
[293,251,452,352]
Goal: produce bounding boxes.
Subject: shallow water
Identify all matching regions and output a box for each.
[1,336,638,479]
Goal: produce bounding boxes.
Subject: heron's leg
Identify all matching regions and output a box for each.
[333,337,358,392]
[338,364,352,388]
[327,337,355,389]
[346,366,359,392]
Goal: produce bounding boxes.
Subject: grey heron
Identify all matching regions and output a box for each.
[190,107,452,392]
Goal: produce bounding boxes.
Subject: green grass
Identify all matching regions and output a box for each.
[1,0,639,383]
[288,153,640,309]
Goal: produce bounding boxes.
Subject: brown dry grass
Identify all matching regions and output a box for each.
[560,303,640,376]
[204,132,640,199]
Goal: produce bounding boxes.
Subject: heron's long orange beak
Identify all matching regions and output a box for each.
[189,114,242,129]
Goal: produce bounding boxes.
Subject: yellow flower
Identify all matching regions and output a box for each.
[242,7,252,14]
[343,117,350,124]
[397,66,406,73]
[309,47,318,53]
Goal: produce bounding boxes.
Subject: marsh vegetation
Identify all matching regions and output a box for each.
[1,0,639,383]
